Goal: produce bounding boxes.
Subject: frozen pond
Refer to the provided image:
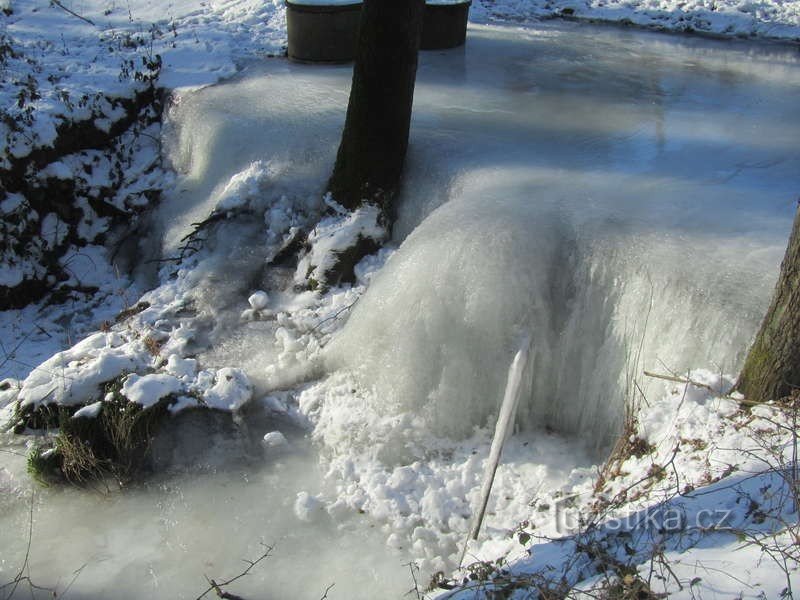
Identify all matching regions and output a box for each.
[2,21,800,599]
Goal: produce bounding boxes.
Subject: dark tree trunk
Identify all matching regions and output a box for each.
[737,202,800,403]
[327,0,425,214]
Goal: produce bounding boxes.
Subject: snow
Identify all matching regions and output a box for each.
[165,354,198,380]
[470,0,800,40]
[18,332,147,407]
[294,203,386,286]
[248,290,270,310]
[262,430,288,448]
[202,367,253,411]
[41,161,73,180]
[72,400,103,419]
[294,490,324,521]
[121,372,183,407]
[215,160,274,212]
[0,193,24,214]
[1,0,800,598]
[287,0,362,5]
[438,373,799,598]
[0,265,26,288]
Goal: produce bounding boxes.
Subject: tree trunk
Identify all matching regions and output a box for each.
[327,0,425,214]
[736,202,800,403]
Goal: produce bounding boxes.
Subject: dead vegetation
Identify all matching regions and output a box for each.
[25,376,173,486]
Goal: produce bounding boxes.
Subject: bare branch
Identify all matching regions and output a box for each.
[196,544,274,600]
[49,0,96,26]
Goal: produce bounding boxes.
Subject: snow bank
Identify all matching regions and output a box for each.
[440,372,800,598]
[19,332,147,408]
[471,0,800,41]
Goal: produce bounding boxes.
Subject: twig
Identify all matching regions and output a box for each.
[406,562,422,600]
[0,490,55,600]
[196,544,273,600]
[643,370,759,405]
[0,329,35,372]
[309,297,360,334]
[319,583,335,600]
[50,0,96,25]
[60,563,88,600]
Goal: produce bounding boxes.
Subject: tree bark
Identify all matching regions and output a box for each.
[327,0,425,214]
[736,202,800,403]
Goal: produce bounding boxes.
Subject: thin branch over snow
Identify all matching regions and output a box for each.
[49,0,96,26]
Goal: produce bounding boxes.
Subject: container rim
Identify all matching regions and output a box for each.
[285,0,363,9]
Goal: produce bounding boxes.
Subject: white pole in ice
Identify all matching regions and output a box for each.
[459,335,532,567]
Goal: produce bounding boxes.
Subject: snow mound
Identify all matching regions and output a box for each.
[122,373,184,408]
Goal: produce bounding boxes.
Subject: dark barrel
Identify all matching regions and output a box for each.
[285,0,362,63]
[420,0,471,50]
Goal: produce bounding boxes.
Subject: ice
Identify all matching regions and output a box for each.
[466,336,532,548]
[72,400,103,419]
[159,65,351,254]
[0,450,413,599]
[326,23,800,452]
[2,20,800,600]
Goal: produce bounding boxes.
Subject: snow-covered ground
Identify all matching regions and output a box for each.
[472,0,800,40]
[1,0,800,598]
[1,0,799,379]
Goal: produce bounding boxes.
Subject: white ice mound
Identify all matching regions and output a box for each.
[325,169,777,452]
[325,193,568,442]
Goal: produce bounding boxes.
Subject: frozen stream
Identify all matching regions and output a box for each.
[2,21,800,599]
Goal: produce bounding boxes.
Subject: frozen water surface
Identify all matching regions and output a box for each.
[331,24,800,450]
[2,22,800,599]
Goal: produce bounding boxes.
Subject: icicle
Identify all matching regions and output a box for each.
[459,334,532,567]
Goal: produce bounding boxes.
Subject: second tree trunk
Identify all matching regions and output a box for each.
[736,202,800,403]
